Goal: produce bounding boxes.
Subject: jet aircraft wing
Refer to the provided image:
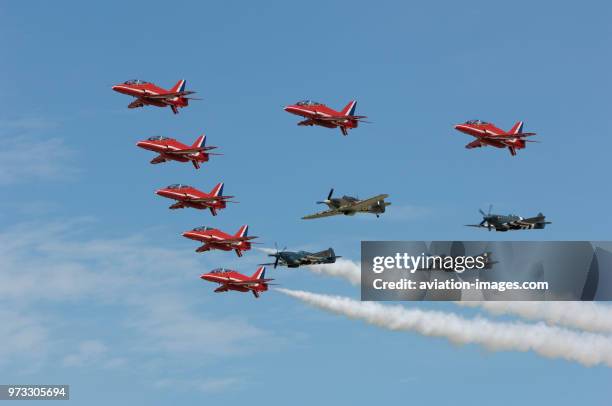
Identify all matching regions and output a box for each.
[146,91,196,99]
[128,99,145,108]
[150,155,167,164]
[487,132,537,139]
[465,140,484,149]
[225,236,258,242]
[165,148,205,155]
[313,115,367,121]
[221,279,274,288]
[190,195,234,203]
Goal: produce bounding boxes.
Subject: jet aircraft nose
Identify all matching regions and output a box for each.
[182,231,196,239]
[155,189,171,198]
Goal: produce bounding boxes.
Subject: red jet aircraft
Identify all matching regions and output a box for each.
[155,183,234,216]
[136,133,219,169]
[112,79,199,114]
[182,225,257,257]
[284,100,367,136]
[454,120,537,156]
[200,266,272,298]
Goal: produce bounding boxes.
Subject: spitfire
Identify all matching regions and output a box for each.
[155,183,235,216]
[284,100,368,136]
[136,133,220,169]
[454,120,537,156]
[112,79,200,114]
[302,188,391,219]
[467,205,551,232]
[200,266,273,298]
[262,246,340,268]
[182,225,257,257]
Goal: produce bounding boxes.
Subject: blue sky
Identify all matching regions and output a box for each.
[1,1,611,404]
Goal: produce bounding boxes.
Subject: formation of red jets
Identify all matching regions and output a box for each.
[113,79,278,298]
[112,78,540,298]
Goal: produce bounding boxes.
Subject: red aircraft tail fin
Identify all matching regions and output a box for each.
[191,133,206,169]
[235,225,249,238]
[251,266,266,280]
[169,79,186,93]
[340,100,357,116]
[191,133,206,149]
[210,182,224,197]
[509,121,524,135]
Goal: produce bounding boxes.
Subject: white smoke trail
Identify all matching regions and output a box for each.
[257,247,277,255]
[457,301,612,335]
[308,259,361,286]
[302,258,612,335]
[277,288,612,368]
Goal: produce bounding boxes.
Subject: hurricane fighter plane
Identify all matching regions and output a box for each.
[136,133,220,169]
[466,205,551,232]
[183,225,257,257]
[262,246,340,268]
[112,79,199,114]
[284,100,368,136]
[302,189,390,219]
[155,183,234,216]
[454,120,537,156]
[200,266,272,298]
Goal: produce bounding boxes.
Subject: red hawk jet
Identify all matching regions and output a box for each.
[454,120,537,156]
[200,266,272,298]
[284,100,367,136]
[111,79,199,114]
[182,225,257,257]
[136,133,220,169]
[155,183,234,216]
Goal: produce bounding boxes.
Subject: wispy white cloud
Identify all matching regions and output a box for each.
[62,340,124,368]
[0,117,59,132]
[127,293,267,356]
[0,117,77,185]
[198,377,242,393]
[0,308,49,371]
[0,220,276,373]
[155,376,243,394]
